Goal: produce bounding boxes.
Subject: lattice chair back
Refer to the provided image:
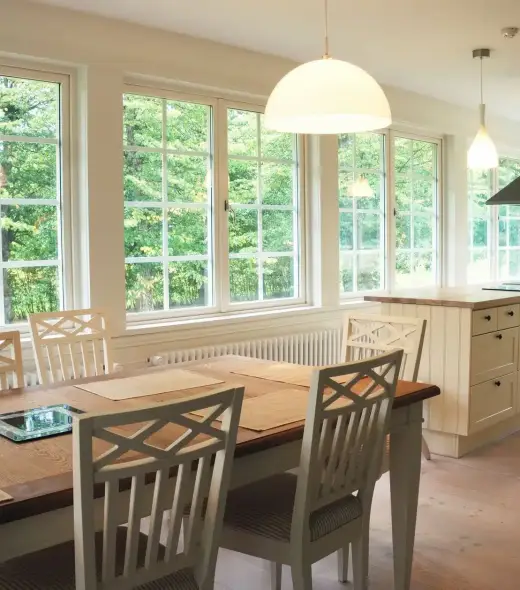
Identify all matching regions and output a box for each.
[291,350,403,541]
[73,385,244,590]
[0,330,24,390]
[29,308,114,386]
[341,313,426,381]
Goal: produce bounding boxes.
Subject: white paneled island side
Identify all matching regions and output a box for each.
[365,287,520,457]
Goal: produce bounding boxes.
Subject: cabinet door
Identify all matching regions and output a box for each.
[497,304,520,330]
[470,327,519,386]
[469,372,516,434]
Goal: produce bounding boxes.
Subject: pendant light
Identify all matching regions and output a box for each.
[467,48,498,170]
[264,0,391,134]
[349,176,374,197]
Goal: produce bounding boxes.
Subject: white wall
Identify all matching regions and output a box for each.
[2,0,520,361]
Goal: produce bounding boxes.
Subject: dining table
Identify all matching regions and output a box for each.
[0,354,440,590]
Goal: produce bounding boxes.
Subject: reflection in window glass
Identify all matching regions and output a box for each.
[0,74,64,323]
[123,93,213,313]
[338,133,385,295]
[227,109,300,303]
[393,137,438,288]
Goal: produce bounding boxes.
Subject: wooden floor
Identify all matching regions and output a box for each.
[213,433,520,590]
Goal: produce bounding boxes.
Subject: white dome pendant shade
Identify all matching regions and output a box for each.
[264,0,391,135]
[468,105,499,169]
[467,49,498,170]
[264,57,392,134]
[349,176,374,197]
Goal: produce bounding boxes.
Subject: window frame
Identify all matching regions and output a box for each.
[0,63,73,327]
[339,128,443,300]
[123,87,307,325]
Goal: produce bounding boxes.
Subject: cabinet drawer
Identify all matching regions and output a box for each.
[470,327,518,386]
[472,308,497,335]
[469,372,516,434]
[497,304,520,330]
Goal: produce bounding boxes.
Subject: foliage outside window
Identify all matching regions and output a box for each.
[0,72,66,324]
[123,93,213,313]
[338,133,385,294]
[498,158,520,280]
[467,169,493,283]
[394,137,439,288]
[227,109,300,304]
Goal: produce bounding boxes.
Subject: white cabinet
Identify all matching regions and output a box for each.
[470,327,518,386]
[469,372,516,433]
[472,308,497,336]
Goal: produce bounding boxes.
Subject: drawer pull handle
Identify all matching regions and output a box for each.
[496,333,503,340]
[495,380,501,387]
[484,315,491,321]
[508,311,515,316]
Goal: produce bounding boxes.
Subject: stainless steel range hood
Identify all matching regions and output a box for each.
[486,176,520,205]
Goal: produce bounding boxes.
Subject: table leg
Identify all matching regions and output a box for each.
[389,403,423,590]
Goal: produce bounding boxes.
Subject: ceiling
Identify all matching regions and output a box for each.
[30,0,520,120]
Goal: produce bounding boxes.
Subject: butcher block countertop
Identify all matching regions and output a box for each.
[364,286,520,310]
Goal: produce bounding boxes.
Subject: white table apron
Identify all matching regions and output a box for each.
[0,402,423,590]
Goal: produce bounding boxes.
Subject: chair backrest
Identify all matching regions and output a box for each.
[29,308,113,386]
[0,330,24,389]
[292,350,403,541]
[341,313,426,381]
[73,385,244,590]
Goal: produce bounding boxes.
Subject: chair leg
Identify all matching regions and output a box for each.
[337,546,350,583]
[270,562,282,590]
[421,435,432,461]
[291,563,312,590]
[352,529,369,590]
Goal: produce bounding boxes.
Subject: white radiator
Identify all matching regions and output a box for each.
[153,328,343,367]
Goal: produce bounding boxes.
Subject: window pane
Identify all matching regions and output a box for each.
[228,109,258,157]
[169,261,209,308]
[395,252,412,286]
[498,158,520,281]
[168,208,208,256]
[125,262,163,313]
[413,215,433,249]
[4,266,59,324]
[262,210,293,252]
[123,94,162,148]
[227,109,300,305]
[2,205,58,261]
[124,93,214,314]
[0,76,58,138]
[228,159,258,204]
[167,155,209,203]
[263,256,294,299]
[338,132,385,295]
[166,101,209,152]
[124,151,162,202]
[230,258,258,302]
[396,214,411,249]
[124,207,162,258]
[0,142,57,199]
[468,168,493,283]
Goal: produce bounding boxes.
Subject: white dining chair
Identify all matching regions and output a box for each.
[218,350,403,590]
[0,385,244,590]
[0,330,24,390]
[29,307,115,386]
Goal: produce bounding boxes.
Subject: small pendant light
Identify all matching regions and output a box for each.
[264,0,391,134]
[467,48,498,170]
[349,176,374,198]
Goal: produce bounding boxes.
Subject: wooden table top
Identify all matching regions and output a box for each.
[0,356,440,524]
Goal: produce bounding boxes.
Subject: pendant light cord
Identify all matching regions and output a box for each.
[323,0,330,58]
[480,56,484,104]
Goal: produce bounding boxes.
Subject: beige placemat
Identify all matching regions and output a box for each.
[0,489,13,504]
[74,369,224,401]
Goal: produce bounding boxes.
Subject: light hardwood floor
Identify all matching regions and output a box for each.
[213,433,520,589]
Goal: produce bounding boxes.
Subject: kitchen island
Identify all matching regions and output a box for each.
[365,287,520,457]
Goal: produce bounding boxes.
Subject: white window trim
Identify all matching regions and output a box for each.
[0,63,74,330]
[123,87,307,326]
[339,128,443,300]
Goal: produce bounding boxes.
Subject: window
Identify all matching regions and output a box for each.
[466,157,520,283]
[393,136,439,288]
[123,92,214,314]
[467,169,493,283]
[0,68,69,325]
[338,131,441,297]
[338,133,386,294]
[123,92,303,318]
[227,108,301,305]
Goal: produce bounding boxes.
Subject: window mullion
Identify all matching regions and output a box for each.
[161,99,169,311]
